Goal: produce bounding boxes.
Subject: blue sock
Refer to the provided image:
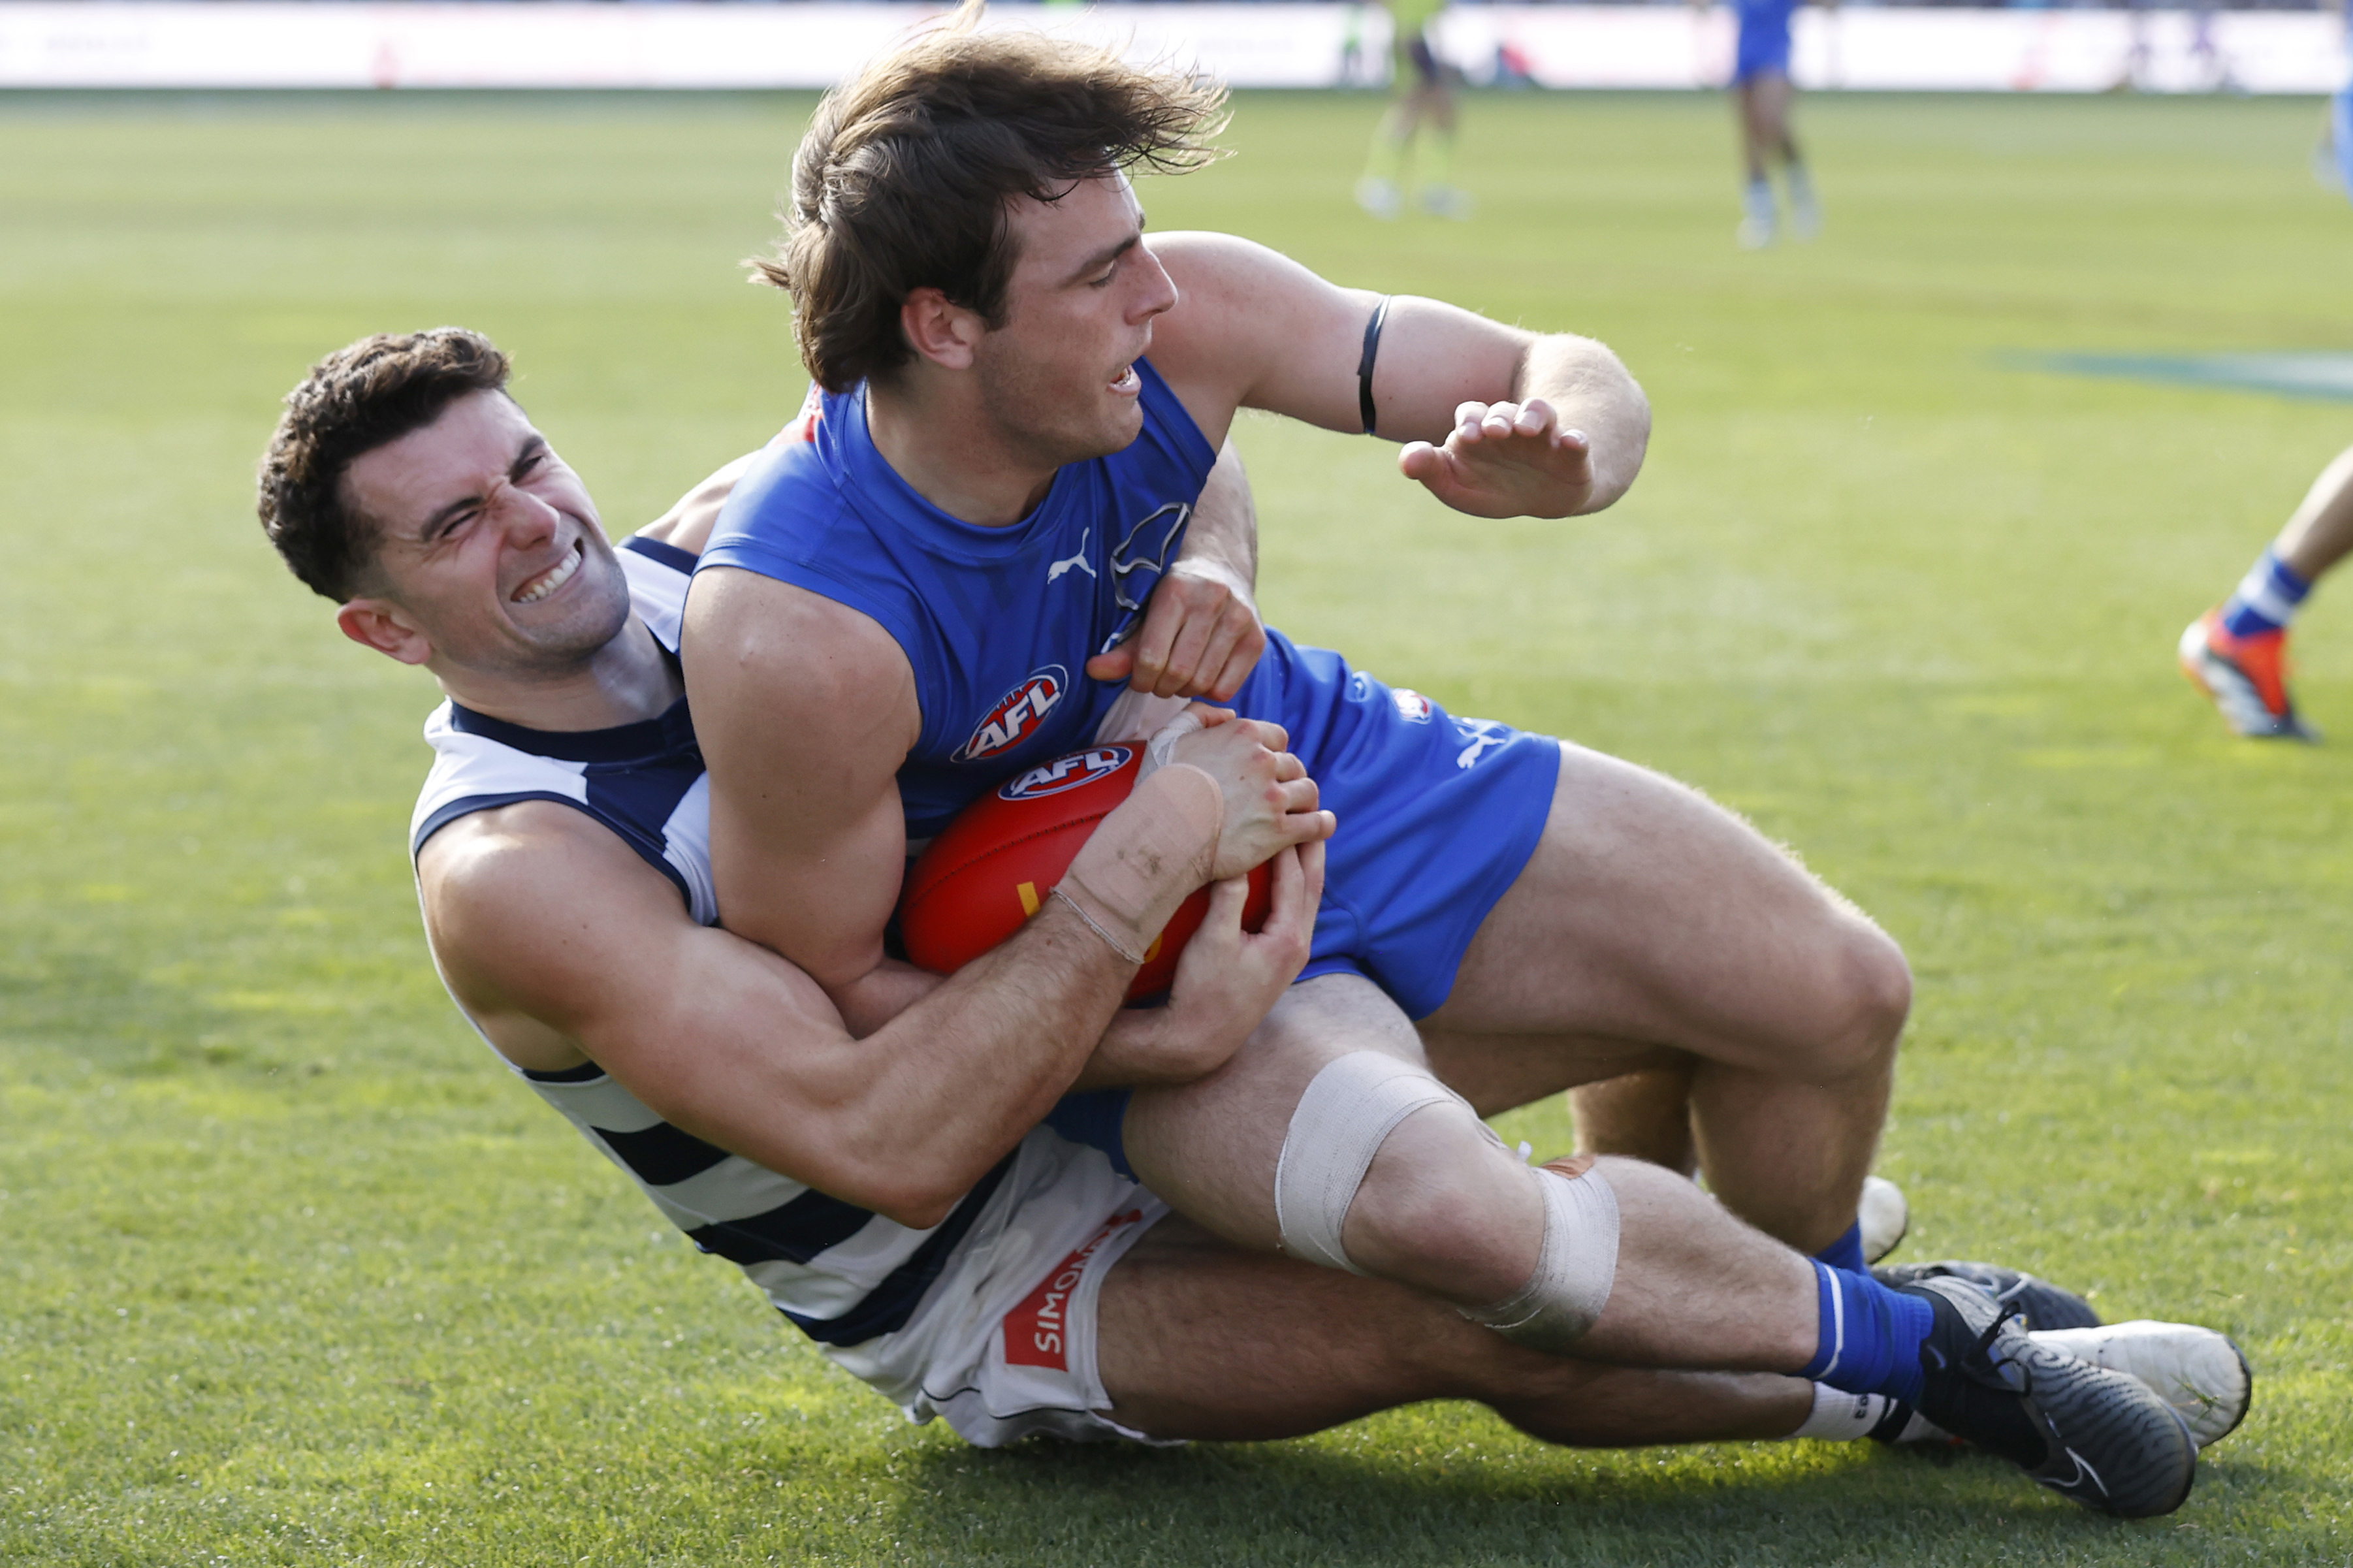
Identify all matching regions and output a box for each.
[1814,1221,1865,1276]
[1800,1261,1936,1407]
[2220,547,2311,638]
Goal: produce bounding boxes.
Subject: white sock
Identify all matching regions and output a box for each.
[1791,1382,1892,1441]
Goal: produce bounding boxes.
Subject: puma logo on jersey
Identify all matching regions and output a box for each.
[998,745,1134,801]
[1454,717,1510,769]
[952,666,1068,763]
[1046,529,1098,584]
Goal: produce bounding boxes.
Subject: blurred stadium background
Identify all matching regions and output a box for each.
[0,0,2339,93]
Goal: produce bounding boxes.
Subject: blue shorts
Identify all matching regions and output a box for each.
[1236,632,1560,1021]
[1733,0,1796,84]
[1046,631,1560,1179]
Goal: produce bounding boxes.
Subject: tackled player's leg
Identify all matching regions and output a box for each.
[1420,740,1910,1258]
[1095,1213,1814,1446]
[1115,974,2200,1516]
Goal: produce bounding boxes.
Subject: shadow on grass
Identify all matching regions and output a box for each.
[876,1432,2307,1567]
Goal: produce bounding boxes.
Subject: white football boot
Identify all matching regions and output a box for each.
[2032,1322,2252,1450]
[1859,1175,1908,1264]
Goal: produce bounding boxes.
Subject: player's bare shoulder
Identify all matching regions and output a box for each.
[684,568,921,752]
[1145,231,1375,440]
[417,801,687,1025]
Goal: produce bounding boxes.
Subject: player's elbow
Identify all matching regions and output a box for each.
[842,1162,967,1232]
[1580,347,1651,513]
[870,1191,960,1233]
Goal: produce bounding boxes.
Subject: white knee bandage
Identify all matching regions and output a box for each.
[1273,1051,1465,1275]
[1459,1162,1621,1353]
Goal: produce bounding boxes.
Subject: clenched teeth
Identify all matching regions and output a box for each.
[513,540,583,605]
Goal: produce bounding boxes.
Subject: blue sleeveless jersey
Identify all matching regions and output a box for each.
[701,362,1561,1018]
[705,364,1215,841]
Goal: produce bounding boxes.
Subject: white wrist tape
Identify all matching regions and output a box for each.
[1273,1051,1467,1275]
[1457,1161,1620,1352]
[1137,708,1208,783]
[1061,762,1223,952]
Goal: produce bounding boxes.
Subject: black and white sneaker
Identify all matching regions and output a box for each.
[1898,1275,2198,1518]
[1876,1259,2102,1332]
[2033,1322,2252,1450]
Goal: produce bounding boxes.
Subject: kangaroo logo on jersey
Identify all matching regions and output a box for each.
[1098,502,1191,654]
[953,666,1068,763]
[997,746,1134,801]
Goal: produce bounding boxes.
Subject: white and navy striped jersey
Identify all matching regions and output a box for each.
[411,534,1011,1349]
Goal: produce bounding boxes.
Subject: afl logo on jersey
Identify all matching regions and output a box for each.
[997,746,1135,801]
[1392,689,1434,723]
[953,666,1068,763]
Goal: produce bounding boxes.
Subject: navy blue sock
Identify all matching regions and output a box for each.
[1814,1221,1866,1275]
[1799,1261,1935,1407]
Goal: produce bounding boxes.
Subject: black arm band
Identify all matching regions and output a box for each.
[1357,296,1392,437]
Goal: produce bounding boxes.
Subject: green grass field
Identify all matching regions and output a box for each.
[5,84,2352,1564]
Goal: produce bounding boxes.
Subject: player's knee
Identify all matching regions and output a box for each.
[1273,1053,1537,1302]
[1814,916,1910,1076]
[1346,1149,1534,1304]
[1342,1112,1539,1303]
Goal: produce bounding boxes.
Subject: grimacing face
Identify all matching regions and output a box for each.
[970,172,1180,468]
[337,389,632,680]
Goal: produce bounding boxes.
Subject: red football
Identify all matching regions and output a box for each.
[901,744,1272,1002]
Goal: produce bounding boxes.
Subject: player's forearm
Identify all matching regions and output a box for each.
[641,769,1222,1221]
[1516,335,1652,513]
[624,911,1137,1228]
[1179,443,1258,592]
[1068,1007,1223,1091]
[830,958,944,1039]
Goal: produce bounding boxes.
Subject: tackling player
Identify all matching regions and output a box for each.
[254,329,2248,1488]
[2180,441,2353,741]
[679,22,2233,1512]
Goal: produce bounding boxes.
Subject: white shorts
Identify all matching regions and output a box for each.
[824,1125,1173,1447]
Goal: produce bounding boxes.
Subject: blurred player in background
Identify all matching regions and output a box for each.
[1354,0,1471,221]
[2179,443,2353,741]
[2322,0,2353,199]
[1713,0,1823,248]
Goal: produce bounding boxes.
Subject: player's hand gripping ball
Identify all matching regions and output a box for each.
[901,744,1272,1002]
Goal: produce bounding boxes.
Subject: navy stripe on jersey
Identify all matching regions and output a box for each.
[621,534,697,577]
[522,1060,607,1084]
[414,694,708,916]
[595,1120,733,1187]
[446,696,697,767]
[686,1186,877,1267]
[783,1155,1014,1347]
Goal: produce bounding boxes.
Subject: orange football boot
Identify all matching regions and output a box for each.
[2179,609,2316,741]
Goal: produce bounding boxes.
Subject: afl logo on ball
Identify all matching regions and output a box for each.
[998,746,1136,801]
[953,666,1067,763]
